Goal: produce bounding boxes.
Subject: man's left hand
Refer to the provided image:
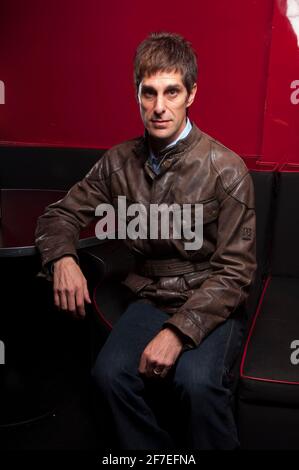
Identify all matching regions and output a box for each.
[138,328,184,379]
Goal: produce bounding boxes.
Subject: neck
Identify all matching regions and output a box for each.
[148,117,188,155]
[149,136,170,154]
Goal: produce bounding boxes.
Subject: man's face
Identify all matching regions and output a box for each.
[138,70,197,148]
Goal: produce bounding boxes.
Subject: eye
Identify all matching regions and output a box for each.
[142,89,155,99]
[167,89,178,97]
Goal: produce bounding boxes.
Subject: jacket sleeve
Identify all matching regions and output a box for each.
[35,155,112,270]
[163,171,257,347]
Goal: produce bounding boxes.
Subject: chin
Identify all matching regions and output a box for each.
[148,129,173,141]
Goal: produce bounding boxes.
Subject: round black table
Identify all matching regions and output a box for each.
[0,189,100,446]
[0,188,99,257]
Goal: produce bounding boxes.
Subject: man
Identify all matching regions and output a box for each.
[35,32,256,449]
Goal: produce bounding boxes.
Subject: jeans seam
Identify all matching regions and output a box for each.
[222,321,235,375]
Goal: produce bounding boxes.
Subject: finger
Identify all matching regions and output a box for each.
[148,362,159,378]
[59,291,68,311]
[138,358,145,375]
[143,356,154,377]
[138,353,147,375]
[53,276,60,308]
[84,283,91,304]
[66,289,77,315]
[151,365,163,378]
[54,290,60,308]
[75,288,86,318]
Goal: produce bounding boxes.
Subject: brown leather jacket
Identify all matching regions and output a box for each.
[35,123,256,347]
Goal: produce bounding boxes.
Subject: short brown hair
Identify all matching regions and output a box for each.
[134,32,198,95]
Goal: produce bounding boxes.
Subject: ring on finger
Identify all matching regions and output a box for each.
[153,367,163,376]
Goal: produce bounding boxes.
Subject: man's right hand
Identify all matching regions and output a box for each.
[53,256,91,319]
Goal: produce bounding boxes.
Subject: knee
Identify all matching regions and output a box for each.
[173,367,219,407]
[91,352,121,395]
[91,351,140,399]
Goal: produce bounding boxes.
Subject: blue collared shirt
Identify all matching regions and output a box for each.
[148,118,192,175]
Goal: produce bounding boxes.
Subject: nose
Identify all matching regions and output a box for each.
[153,93,166,116]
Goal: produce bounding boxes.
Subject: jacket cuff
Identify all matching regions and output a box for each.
[42,252,79,270]
[37,254,79,282]
[162,323,195,351]
[163,311,207,347]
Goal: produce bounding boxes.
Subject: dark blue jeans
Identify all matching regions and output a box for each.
[91,300,245,450]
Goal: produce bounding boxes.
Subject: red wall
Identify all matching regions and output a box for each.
[0,0,298,163]
[262,0,299,163]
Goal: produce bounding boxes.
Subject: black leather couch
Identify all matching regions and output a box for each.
[238,163,299,449]
[84,159,299,449]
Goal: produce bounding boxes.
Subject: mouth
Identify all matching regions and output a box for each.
[150,120,171,128]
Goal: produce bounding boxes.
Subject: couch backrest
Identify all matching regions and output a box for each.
[271,166,299,277]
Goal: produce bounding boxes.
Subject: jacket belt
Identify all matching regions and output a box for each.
[136,258,211,277]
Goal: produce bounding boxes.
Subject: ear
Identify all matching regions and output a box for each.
[136,82,142,104]
[186,83,197,108]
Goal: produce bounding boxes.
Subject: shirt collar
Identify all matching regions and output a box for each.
[165,117,192,150]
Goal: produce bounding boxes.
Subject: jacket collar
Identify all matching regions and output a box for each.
[134,123,203,180]
[135,122,202,161]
